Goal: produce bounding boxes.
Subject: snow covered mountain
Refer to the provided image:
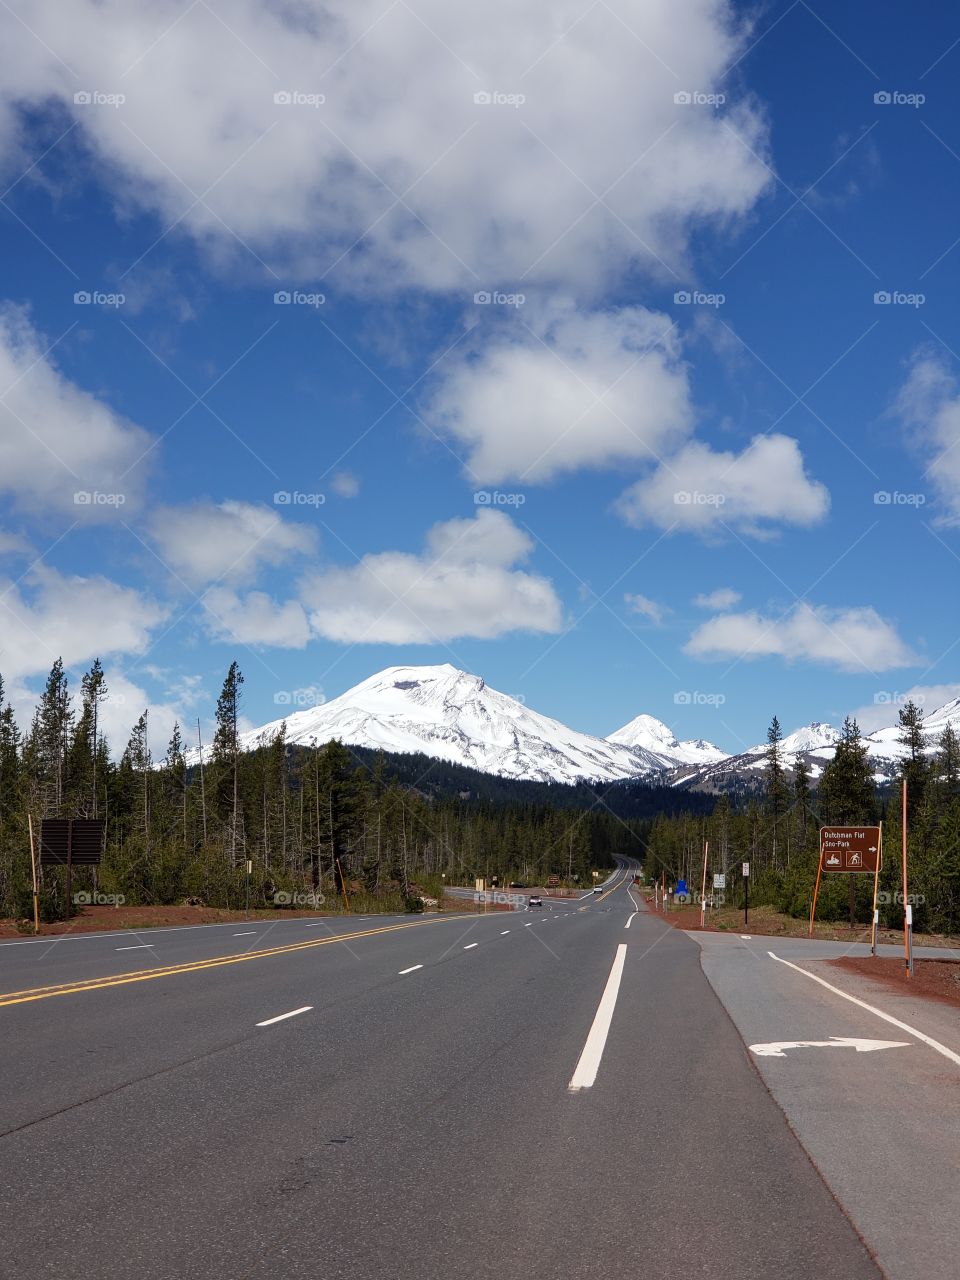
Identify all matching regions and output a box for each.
[189,664,667,785]
[606,713,728,768]
[182,662,960,793]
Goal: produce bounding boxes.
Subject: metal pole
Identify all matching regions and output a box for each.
[744,870,749,930]
[809,845,824,937]
[902,781,910,977]
[699,840,709,929]
[65,819,73,920]
[870,823,882,957]
[28,814,39,933]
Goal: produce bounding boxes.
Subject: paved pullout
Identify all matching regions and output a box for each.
[694,930,960,1280]
[1,870,880,1279]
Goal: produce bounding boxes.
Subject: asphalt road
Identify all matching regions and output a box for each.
[0,862,890,1279]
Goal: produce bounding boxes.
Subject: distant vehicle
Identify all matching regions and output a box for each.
[528,895,542,908]
[593,886,603,894]
[509,882,526,888]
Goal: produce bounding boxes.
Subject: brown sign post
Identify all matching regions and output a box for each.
[809,826,882,936]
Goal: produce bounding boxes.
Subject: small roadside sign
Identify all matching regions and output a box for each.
[742,862,750,877]
[713,873,726,889]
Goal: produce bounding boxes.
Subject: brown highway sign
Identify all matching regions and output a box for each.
[819,826,881,874]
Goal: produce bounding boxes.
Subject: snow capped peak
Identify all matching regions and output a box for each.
[607,713,728,767]
[608,713,681,751]
[196,664,664,785]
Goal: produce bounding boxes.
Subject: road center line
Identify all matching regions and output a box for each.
[568,943,628,1092]
[233,932,257,936]
[256,1006,313,1027]
[116,945,154,950]
[501,930,510,935]
[463,943,478,950]
[0,917,459,1009]
[624,916,633,929]
[398,965,423,975]
[768,951,960,1068]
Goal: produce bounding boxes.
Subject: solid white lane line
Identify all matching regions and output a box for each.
[768,951,960,1068]
[233,931,257,936]
[464,943,478,950]
[116,944,154,950]
[568,943,628,1091]
[398,965,423,975]
[256,1006,313,1027]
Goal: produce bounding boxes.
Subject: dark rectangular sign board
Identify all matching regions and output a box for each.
[39,819,105,866]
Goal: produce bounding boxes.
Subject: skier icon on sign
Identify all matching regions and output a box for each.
[848,851,862,867]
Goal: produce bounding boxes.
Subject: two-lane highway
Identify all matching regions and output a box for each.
[1,871,882,1279]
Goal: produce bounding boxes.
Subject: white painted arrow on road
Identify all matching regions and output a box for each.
[750,1036,909,1059]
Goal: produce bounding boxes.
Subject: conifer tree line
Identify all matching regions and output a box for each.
[645,705,960,934]
[0,660,640,922]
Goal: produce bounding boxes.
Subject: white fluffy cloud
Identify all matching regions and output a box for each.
[685,602,917,672]
[423,300,693,482]
[0,1,770,292]
[0,306,152,517]
[893,353,960,522]
[850,684,960,734]
[202,586,312,649]
[0,567,167,681]
[148,500,317,587]
[693,587,741,609]
[301,509,562,642]
[624,592,669,625]
[617,433,830,535]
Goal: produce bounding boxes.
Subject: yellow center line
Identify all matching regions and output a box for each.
[0,916,461,1009]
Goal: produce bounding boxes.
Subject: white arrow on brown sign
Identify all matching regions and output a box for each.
[750,1036,909,1058]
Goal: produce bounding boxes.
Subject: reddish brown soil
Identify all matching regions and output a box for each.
[829,955,960,1011]
[0,897,475,938]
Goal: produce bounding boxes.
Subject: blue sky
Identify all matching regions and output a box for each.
[1,0,959,758]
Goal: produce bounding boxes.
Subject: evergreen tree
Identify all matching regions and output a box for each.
[764,715,791,869]
[213,662,245,862]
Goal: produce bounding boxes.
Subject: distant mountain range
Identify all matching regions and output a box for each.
[187,663,960,792]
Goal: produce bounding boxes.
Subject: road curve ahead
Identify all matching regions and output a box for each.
[1,866,880,1280]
